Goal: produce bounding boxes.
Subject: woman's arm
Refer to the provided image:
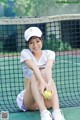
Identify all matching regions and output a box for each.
[44,59,54,81]
[24,59,47,94]
[24,59,45,82]
[44,59,55,92]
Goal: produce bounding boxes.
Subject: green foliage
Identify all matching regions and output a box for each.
[43,34,72,51]
[0,0,7,3]
[0,0,35,16]
[13,0,35,16]
[0,0,80,16]
[0,0,7,6]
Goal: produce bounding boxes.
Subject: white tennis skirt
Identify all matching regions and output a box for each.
[16,89,28,111]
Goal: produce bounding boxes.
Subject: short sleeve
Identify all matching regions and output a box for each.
[20,49,32,63]
[48,50,55,61]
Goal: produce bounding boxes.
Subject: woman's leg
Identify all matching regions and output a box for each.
[50,79,60,110]
[23,74,47,112]
[40,69,59,110]
[40,69,66,120]
[24,69,59,110]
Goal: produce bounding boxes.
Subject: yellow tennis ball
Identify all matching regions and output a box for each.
[43,90,52,99]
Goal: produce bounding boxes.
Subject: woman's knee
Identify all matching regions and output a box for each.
[30,74,39,87]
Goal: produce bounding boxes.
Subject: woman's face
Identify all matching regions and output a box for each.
[28,36,43,53]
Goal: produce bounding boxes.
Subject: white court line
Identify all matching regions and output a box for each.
[0,56,19,60]
[60,60,80,65]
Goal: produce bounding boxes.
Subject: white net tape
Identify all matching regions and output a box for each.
[0,14,80,25]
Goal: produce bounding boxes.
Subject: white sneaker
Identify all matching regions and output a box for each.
[52,109,65,120]
[41,110,52,120]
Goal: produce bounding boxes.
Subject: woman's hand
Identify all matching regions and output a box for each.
[39,81,47,95]
[46,81,54,94]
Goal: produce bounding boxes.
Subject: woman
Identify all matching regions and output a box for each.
[16,27,65,120]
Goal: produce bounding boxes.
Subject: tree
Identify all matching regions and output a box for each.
[13,0,35,16]
[0,0,35,16]
[0,0,80,17]
[0,0,7,4]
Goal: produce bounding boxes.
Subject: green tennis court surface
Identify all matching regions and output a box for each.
[9,107,80,120]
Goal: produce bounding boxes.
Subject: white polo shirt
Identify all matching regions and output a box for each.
[20,49,55,79]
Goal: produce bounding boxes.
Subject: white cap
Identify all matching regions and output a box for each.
[24,27,42,41]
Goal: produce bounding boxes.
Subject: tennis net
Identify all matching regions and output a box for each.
[0,14,80,112]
